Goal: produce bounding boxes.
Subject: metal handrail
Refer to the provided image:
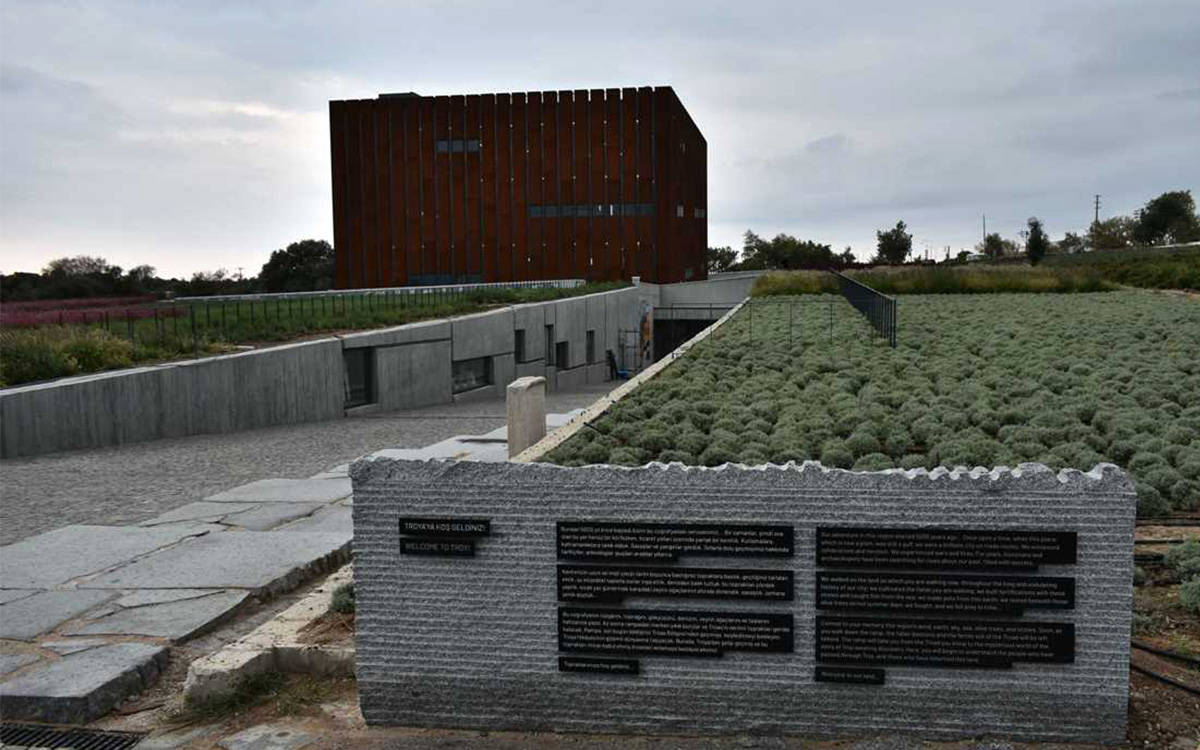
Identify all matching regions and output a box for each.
[829,270,897,347]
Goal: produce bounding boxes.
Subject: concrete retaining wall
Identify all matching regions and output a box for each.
[351,459,1135,743]
[0,286,655,458]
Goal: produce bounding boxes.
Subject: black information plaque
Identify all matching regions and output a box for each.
[816,616,1074,668]
[558,656,640,675]
[557,522,794,562]
[816,572,1074,614]
[559,607,794,657]
[559,565,794,603]
[399,518,491,537]
[816,527,1076,570]
[814,666,885,685]
[401,539,475,557]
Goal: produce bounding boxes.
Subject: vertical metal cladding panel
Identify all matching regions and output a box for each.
[589,88,606,281]
[465,94,482,279]
[604,88,622,281]
[389,99,409,286]
[495,93,513,282]
[480,94,497,282]
[512,93,529,281]
[376,103,394,286]
[346,101,367,288]
[635,86,655,281]
[653,87,674,282]
[571,89,589,280]
[449,95,467,281]
[620,87,637,280]
[360,102,380,288]
[418,98,435,278]
[557,90,574,279]
[541,92,560,281]
[421,97,438,277]
[330,101,350,288]
[527,91,544,280]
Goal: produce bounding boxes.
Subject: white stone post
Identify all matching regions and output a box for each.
[506,376,546,458]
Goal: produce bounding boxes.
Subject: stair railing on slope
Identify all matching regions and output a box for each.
[829,270,897,347]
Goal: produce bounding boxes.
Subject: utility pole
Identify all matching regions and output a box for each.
[1094,194,1101,224]
[982,214,987,245]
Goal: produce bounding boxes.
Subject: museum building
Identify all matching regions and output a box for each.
[329,86,707,288]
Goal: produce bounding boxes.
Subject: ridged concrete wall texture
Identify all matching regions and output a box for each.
[351,459,1135,743]
[0,286,650,458]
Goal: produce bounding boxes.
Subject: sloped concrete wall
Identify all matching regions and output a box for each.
[0,285,655,458]
[1,340,345,458]
[351,459,1135,743]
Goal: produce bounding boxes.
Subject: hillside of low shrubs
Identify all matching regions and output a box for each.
[545,292,1200,517]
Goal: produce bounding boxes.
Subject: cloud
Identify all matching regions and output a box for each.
[1,0,1198,272]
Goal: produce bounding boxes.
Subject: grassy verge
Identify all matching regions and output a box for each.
[544,292,1200,517]
[0,282,627,386]
[753,266,1116,297]
[1044,245,1200,290]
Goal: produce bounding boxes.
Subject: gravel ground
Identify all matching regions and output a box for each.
[0,384,613,545]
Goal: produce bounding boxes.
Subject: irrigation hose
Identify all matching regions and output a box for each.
[1131,640,1200,669]
[1129,662,1200,698]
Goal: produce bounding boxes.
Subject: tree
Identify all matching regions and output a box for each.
[1057,232,1085,254]
[1088,216,1134,250]
[259,239,335,292]
[1132,190,1200,245]
[706,246,738,273]
[42,256,117,277]
[837,247,856,268]
[873,221,912,265]
[977,233,1005,259]
[738,230,836,270]
[1026,217,1048,266]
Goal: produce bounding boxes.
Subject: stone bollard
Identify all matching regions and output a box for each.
[506,376,546,458]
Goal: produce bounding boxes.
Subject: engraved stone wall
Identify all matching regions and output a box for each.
[350,459,1135,743]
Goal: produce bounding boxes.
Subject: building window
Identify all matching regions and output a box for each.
[515,329,527,362]
[676,204,684,218]
[452,357,492,394]
[586,330,596,364]
[436,139,481,154]
[693,207,706,219]
[555,341,569,371]
[344,348,374,408]
[545,325,555,366]
[529,203,653,218]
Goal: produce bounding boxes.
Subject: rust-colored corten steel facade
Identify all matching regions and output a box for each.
[329,86,706,288]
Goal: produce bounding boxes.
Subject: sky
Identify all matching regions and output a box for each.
[2,1,1198,278]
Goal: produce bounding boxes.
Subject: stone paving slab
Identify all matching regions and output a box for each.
[82,532,351,596]
[0,589,116,641]
[0,641,167,723]
[205,477,352,503]
[217,723,316,750]
[41,638,113,655]
[0,589,37,605]
[0,652,39,675]
[0,524,216,588]
[140,501,259,526]
[140,501,327,531]
[64,589,249,640]
[276,505,352,535]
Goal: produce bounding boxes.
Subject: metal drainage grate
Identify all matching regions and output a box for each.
[0,722,145,749]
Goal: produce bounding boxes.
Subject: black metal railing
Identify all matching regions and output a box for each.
[830,270,897,347]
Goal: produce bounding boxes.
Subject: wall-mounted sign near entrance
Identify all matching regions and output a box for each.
[399,516,491,556]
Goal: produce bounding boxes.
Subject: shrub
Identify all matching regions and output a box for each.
[1165,538,1200,581]
[1136,485,1170,518]
[853,453,894,470]
[330,582,356,614]
[1181,578,1200,615]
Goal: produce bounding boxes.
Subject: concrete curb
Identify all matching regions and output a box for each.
[182,565,354,703]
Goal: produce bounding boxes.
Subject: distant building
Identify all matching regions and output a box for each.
[328,86,706,288]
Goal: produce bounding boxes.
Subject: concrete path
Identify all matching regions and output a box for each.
[0,384,612,545]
